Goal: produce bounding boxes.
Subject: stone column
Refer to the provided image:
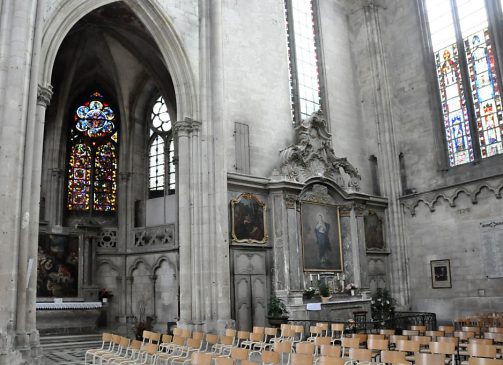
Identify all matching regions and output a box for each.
[48,168,65,226]
[362,2,410,306]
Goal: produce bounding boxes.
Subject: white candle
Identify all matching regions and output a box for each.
[318,274,320,280]
[342,274,346,280]
[336,273,340,280]
[310,274,313,282]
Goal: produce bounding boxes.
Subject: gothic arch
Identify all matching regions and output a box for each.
[40,0,197,121]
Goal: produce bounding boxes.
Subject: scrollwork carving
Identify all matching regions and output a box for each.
[276,111,361,191]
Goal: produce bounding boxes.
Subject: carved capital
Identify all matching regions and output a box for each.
[37,84,54,107]
[284,193,298,209]
[173,117,202,137]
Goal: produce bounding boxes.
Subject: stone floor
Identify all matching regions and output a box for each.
[41,334,102,364]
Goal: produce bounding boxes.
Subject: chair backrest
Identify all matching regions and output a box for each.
[226,329,237,337]
[206,333,219,345]
[309,326,322,336]
[181,329,191,339]
[280,324,292,333]
[410,325,427,333]
[484,332,503,342]
[261,350,280,365]
[341,337,360,349]
[265,327,278,341]
[238,331,250,341]
[131,340,142,351]
[314,336,332,348]
[425,330,444,339]
[253,326,265,334]
[192,331,205,341]
[429,341,456,355]
[462,326,481,336]
[396,339,420,353]
[389,335,408,345]
[380,329,396,337]
[191,352,213,365]
[437,336,458,345]
[162,334,172,344]
[290,353,313,365]
[367,334,385,340]
[173,327,183,336]
[249,332,264,342]
[283,328,295,339]
[296,341,315,355]
[293,325,305,340]
[186,338,202,350]
[414,352,445,365]
[317,323,329,335]
[438,325,454,335]
[410,335,432,346]
[402,330,419,337]
[220,335,234,346]
[331,323,344,333]
[320,345,341,358]
[119,336,130,348]
[274,340,292,353]
[470,338,494,345]
[230,347,250,360]
[144,342,158,355]
[352,333,367,344]
[172,335,186,346]
[468,343,497,358]
[380,350,409,364]
[102,332,113,342]
[468,358,503,365]
[348,348,371,362]
[455,331,475,341]
[111,334,122,345]
[488,327,503,334]
[215,357,234,365]
[367,338,388,351]
[150,332,161,343]
[318,356,345,365]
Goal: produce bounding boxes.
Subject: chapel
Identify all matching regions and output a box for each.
[1,0,502,364]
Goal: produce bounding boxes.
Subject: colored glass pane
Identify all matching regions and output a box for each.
[464,29,503,158]
[93,142,117,212]
[67,143,92,211]
[75,92,115,138]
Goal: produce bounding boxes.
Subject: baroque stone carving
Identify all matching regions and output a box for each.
[277,111,361,190]
[301,184,336,205]
[284,193,298,209]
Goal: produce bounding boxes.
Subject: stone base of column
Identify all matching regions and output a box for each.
[176,319,236,334]
[0,331,42,365]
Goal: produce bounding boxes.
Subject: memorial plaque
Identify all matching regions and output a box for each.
[480,219,503,279]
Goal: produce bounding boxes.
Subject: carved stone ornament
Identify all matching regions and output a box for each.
[277,111,361,191]
[301,184,336,205]
[37,84,54,107]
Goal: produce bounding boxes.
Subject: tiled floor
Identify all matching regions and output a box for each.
[42,347,87,364]
[41,334,102,365]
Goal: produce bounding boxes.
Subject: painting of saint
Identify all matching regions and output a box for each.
[301,202,343,271]
[231,193,268,243]
[37,233,79,297]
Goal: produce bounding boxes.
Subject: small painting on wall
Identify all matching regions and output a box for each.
[301,202,343,272]
[231,193,268,244]
[431,259,452,289]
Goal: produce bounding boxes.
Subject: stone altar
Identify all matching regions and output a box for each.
[288,296,371,322]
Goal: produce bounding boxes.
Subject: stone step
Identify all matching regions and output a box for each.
[40,334,103,350]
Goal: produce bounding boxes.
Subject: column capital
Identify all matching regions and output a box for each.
[173,117,202,136]
[37,84,54,107]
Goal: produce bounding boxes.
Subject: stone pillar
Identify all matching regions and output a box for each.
[48,168,65,226]
[118,172,131,251]
[362,2,410,306]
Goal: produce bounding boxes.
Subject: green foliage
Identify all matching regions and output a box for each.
[318,282,330,297]
[303,287,316,299]
[268,296,288,318]
[371,288,395,322]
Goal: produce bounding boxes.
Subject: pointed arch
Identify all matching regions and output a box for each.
[40,0,197,121]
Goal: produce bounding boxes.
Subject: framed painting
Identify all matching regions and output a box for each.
[301,202,343,272]
[364,211,386,251]
[431,259,452,289]
[37,233,79,297]
[231,193,268,243]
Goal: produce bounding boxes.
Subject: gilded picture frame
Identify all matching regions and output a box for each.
[301,202,343,272]
[431,259,452,289]
[231,193,268,244]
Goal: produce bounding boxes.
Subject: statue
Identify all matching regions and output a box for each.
[277,111,361,191]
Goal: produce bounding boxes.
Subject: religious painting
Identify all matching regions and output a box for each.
[37,233,79,297]
[301,202,343,272]
[431,259,452,289]
[364,211,386,251]
[231,193,268,243]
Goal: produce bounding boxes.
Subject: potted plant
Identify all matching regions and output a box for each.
[303,287,316,300]
[267,296,288,326]
[371,288,396,326]
[98,288,113,303]
[319,282,331,303]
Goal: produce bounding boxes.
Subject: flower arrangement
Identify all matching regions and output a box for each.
[98,288,113,300]
[303,287,316,299]
[371,288,395,323]
[319,282,330,297]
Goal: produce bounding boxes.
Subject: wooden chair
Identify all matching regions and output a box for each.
[317,323,329,337]
[439,326,455,337]
[348,348,372,362]
[410,335,431,349]
[217,335,236,356]
[462,327,482,338]
[290,353,313,365]
[237,331,251,347]
[253,326,266,334]
[402,330,419,337]
[307,326,323,342]
[379,329,396,339]
[389,335,408,348]
[428,341,456,365]
[368,334,385,341]
[467,343,497,358]
[260,350,281,365]
[204,333,219,352]
[319,345,341,358]
[90,334,121,364]
[352,333,368,346]
[264,327,279,344]
[273,340,293,364]
[242,332,265,350]
[396,339,420,362]
[468,359,503,365]
[341,338,360,357]
[317,356,345,365]
[192,332,205,341]
[414,352,445,365]
[488,328,503,334]
[314,337,332,355]
[425,331,444,340]
[182,352,212,365]
[214,357,234,365]
[292,325,305,345]
[380,350,410,365]
[85,332,113,364]
[137,343,158,365]
[172,328,183,337]
[108,339,142,365]
[99,336,130,364]
[169,338,204,365]
[367,338,389,361]
[331,323,345,345]
[227,347,250,362]
[410,325,427,335]
[296,341,316,355]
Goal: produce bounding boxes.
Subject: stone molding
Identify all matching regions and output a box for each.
[275,111,361,191]
[173,118,202,136]
[300,184,336,205]
[37,84,53,107]
[401,178,503,216]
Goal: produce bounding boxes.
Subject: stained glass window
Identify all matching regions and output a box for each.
[284,0,322,123]
[425,0,503,166]
[67,92,118,212]
[148,96,175,198]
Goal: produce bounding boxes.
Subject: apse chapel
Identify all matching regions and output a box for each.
[1,0,503,363]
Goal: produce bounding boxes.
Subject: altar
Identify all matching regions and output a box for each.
[36,300,103,334]
[289,296,372,323]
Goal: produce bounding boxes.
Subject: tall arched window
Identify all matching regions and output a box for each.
[424,0,503,166]
[67,91,118,212]
[148,96,175,198]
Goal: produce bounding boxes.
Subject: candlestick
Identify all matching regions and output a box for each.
[317,274,320,280]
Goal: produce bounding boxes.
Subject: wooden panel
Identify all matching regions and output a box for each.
[234,122,250,174]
